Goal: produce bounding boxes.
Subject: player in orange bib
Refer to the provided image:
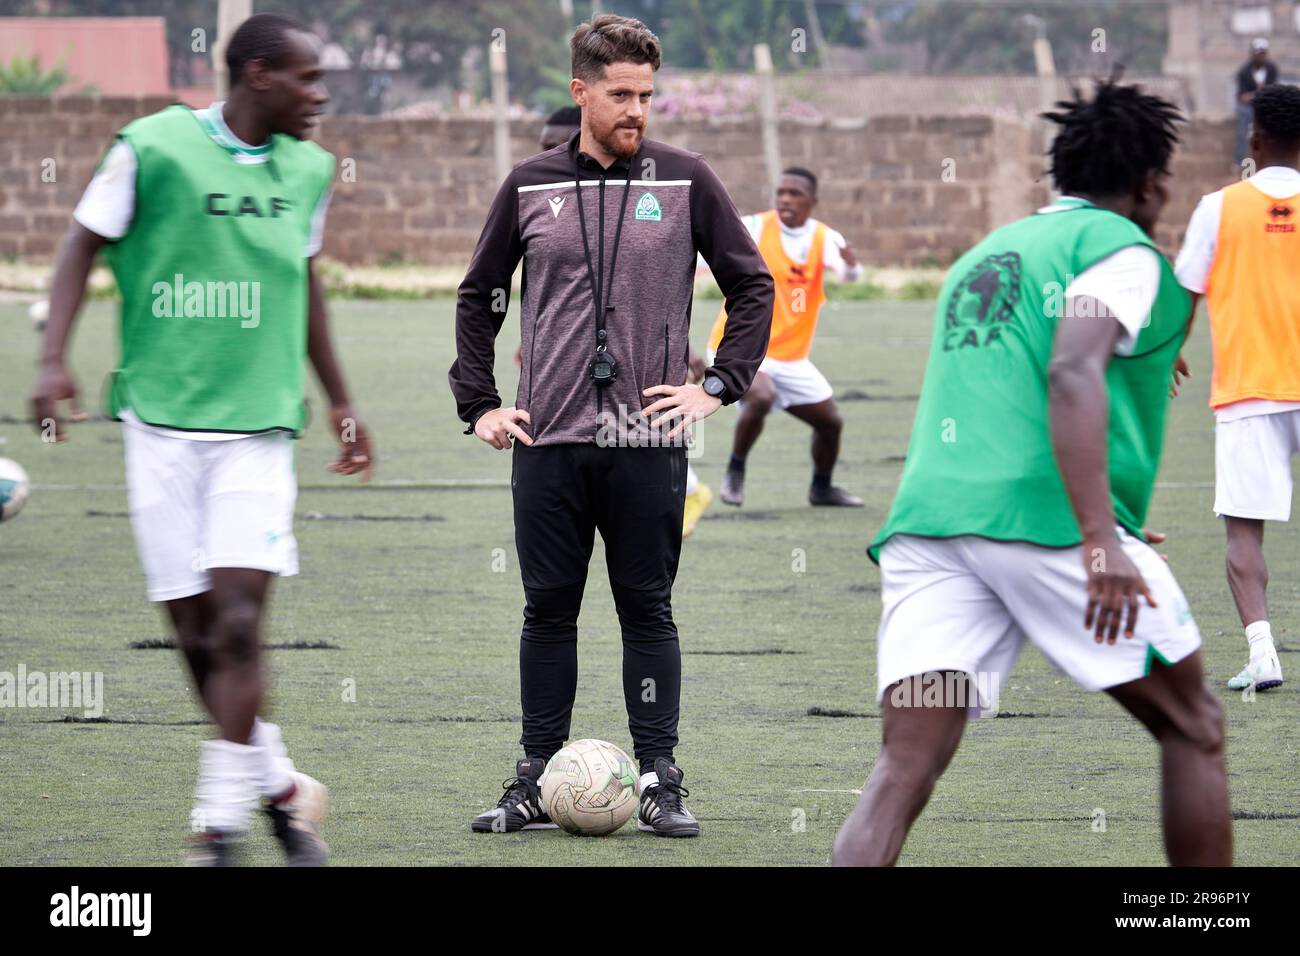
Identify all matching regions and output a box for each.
[706,167,864,507]
[1174,84,1300,691]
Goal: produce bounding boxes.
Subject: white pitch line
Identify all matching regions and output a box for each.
[36,478,511,491]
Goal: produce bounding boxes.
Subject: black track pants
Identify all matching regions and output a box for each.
[512,442,686,768]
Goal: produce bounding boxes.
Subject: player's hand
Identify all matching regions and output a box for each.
[840,241,859,269]
[642,383,721,441]
[327,404,375,481]
[475,406,533,450]
[1169,354,1190,398]
[30,359,85,443]
[1082,534,1157,645]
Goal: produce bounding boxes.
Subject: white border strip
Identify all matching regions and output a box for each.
[517,179,692,193]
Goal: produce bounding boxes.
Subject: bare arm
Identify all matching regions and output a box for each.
[1171,293,1200,397]
[30,222,105,440]
[1049,298,1155,644]
[307,259,375,479]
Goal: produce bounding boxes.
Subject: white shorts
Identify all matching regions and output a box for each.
[707,350,833,411]
[123,424,299,602]
[875,532,1201,716]
[1214,409,1300,521]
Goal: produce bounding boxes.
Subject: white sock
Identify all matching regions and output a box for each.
[193,739,260,833]
[639,771,659,792]
[685,465,699,496]
[250,719,296,801]
[1245,621,1274,660]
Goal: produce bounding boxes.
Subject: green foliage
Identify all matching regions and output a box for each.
[623,0,864,72]
[269,0,573,112]
[0,53,75,94]
[833,279,891,301]
[898,278,943,300]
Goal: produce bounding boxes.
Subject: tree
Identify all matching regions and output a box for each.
[620,0,865,72]
[881,1,1167,76]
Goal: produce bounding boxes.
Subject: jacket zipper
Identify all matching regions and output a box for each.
[595,174,606,423]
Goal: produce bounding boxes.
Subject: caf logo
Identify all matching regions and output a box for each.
[943,252,1022,351]
[634,192,662,222]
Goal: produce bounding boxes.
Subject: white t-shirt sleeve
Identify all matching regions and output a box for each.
[73,140,137,240]
[306,188,332,258]
[821,226,863,282]
[1063,244,1162,356]
[1173,191,1222,295]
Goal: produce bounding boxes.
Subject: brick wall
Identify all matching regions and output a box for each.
[0,95,1237,270]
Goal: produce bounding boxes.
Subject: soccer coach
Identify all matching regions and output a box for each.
[450,14,773,838]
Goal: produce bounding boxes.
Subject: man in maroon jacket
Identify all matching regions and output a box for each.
[450,14,773,838]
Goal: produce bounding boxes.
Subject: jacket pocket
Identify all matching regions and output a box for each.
[661,321,670,385]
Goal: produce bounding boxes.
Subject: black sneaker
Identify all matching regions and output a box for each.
[721,468,744,506]
[184,830,238,867]
[809,484,863,507]
[471,757,558,833]
[266,772,329,866]
[637,758,701,837]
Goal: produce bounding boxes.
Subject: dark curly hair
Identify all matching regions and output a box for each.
[1252,84,1300,147]
[225,13,311,86]
[1043,77,1183,198]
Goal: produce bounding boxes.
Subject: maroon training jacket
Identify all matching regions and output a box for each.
[449,131,774,446]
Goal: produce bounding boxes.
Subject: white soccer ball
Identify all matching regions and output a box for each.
[541,738,640,836]
[29,299,49,332]
[0,458,30,522]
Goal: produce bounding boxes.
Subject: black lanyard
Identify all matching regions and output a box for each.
[573,159,634,360]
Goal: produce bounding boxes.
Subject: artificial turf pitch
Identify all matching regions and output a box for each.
[0,297,1296,866]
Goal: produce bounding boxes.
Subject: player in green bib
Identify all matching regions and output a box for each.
[834,81,1231,866]
[30,14,374,866]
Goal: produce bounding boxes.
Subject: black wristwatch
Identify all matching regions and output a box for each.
[702,374,728,403]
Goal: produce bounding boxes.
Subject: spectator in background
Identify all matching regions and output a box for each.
[1237,38,1279,167]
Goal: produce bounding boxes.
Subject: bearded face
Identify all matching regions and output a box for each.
[572,61,654,161]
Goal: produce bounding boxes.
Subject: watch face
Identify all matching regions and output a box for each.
[705,378,724,397]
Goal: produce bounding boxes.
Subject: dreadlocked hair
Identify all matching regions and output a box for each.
[1043,75,1182,198]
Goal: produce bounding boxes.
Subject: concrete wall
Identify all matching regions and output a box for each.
[0,95,1237,270]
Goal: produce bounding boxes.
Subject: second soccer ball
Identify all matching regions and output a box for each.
[0,458,30,523]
